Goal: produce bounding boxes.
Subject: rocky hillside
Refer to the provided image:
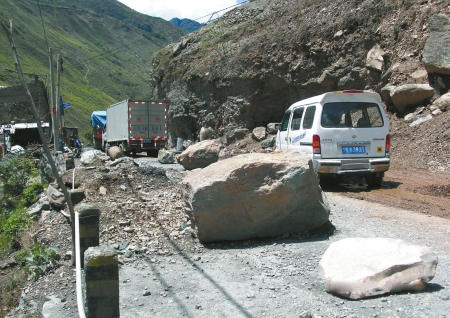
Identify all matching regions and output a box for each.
[151,0,450,171]
[0,0,185,132]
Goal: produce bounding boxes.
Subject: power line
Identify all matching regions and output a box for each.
[37,0,50,52]
[71,37,146,66]
[194,1,249,22]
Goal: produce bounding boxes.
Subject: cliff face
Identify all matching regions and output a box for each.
[150,0,448,142]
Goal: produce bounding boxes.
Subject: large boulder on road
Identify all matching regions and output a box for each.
[177,139,222,170]
[180,150,330,242]
[319,237,438,300]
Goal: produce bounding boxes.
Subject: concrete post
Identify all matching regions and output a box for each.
[84,246,119,318]
[76,203,100,267]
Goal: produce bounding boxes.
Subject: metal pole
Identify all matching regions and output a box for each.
[56,54,62,141]
[49,48,58,150]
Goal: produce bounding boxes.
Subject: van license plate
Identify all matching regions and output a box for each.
[143,139,151,143]
[342,146,366,154]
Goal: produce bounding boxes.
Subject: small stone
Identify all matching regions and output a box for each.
[123,227,134,233]
[442,295,449,301]
[143,290,151,296]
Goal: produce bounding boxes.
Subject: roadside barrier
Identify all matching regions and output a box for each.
[76,203,100,268]
[84,246,120,318]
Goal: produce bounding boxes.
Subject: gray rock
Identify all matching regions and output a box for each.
[380,85,396,106]
[337,74,355,90]
[219,128,248,146]
[319,238,438,300]
[158,149,175,164]
[366,44,384,72]
[81,149,104,166]
[27,198,50,216]
[410,114,433,127]
[180,150,330,242]
[267,123,278,135]
[390,84,435,114]
[252,127,267,141]
[177,139,222,170]
[47,184,66,209]
[432,92,450,112]
[42,295,65,318]
[261,137,275,149]
[183,139,194,149]
[422,14,450,75]
[199,127,215,141]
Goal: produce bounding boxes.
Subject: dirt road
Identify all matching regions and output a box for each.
[320,167,450,220]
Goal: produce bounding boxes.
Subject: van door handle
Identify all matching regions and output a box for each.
[285,137,288,141]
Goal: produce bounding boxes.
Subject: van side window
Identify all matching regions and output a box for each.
[280,110,291,132]
[290,108,304,131]
[302,106,316,129]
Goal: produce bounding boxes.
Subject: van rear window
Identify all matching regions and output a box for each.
[321,102,383,128]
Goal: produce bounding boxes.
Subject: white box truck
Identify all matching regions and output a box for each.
[103,99,167,156]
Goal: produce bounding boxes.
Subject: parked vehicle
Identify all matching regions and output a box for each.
[103,100,168,156]
[91,111,106,150]
[275,90,390,187]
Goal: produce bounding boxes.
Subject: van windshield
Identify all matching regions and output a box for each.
[321,102,384,128]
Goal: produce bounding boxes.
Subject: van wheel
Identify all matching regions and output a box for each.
[365,173,383,188]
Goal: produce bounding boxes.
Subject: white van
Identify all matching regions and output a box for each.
[276,90,390,187]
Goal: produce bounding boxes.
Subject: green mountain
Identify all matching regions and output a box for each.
[0,0,185,134]
[170,18,203,33]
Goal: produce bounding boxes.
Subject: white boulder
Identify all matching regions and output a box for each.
[319,237,438,299]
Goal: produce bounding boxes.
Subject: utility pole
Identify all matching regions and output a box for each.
[56,54,63,140]
[1,18,76,271]
[49,48,59,150]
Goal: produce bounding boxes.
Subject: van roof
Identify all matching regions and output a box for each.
[289,90,382,108]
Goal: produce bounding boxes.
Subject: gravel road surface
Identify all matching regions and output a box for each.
[117,192,450,318]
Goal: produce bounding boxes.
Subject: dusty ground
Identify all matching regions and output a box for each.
[2,121,450,317]
[3,155,450,318]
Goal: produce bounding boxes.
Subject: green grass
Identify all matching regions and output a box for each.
[0,0,185,135]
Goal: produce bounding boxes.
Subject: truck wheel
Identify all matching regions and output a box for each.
[119,144,129,156]
[365,173,383,188]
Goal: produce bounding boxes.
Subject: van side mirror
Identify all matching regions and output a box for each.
[274,123,280,130]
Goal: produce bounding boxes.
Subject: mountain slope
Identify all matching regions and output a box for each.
[170,18,203,33]
[150,0,449,171]
[0,0,185,134]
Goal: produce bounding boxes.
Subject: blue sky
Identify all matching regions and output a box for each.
[117,1,248,23]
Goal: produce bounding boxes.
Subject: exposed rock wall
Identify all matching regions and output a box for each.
[150,0,449,141]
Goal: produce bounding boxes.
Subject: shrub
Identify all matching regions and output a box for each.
[19,182,45,208]
[0,157,36,204]
[25,242,60,280]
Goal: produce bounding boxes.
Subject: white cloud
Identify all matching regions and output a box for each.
[117,0,242,23]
